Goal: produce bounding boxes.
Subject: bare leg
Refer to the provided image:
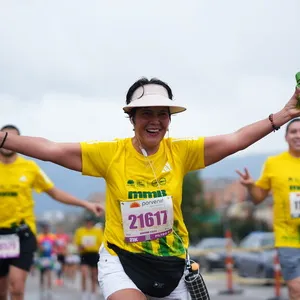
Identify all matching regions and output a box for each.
[81,265,88,292]
[108,289,147,300]
[91,267,98,294]
[287,277,300,300]
[8,266,28,300]
[0,275,8,300]
[46,269,52,290]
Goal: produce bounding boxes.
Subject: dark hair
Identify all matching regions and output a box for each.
[1,124,20,135]
[125,77,173,119]
[285,118,300,135]
[40,222,50,229]
[84,215,94,222]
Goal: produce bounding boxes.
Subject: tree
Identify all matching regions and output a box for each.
[182,171,223,243]
[182,171,200,242]
[182,171,204,242]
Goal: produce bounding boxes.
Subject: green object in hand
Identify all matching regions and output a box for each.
[296,72,300,108]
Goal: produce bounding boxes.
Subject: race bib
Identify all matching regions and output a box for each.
[290,192,300,218]
[120,195,174,243]
[81,235,96,247]
[39,257,53,268]
[0,234,20,258]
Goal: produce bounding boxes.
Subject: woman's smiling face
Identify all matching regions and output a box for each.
[133,106,170,153]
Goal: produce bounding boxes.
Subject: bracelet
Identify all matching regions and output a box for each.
[268,114,280,132]
[0,132,8,148]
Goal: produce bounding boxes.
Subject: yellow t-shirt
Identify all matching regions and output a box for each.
[80,137,205,257]
[74,226,103,253]
[0,156,54,234]
[256,152,300,248]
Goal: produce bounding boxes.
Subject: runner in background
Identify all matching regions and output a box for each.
[236,118,300,300]
[0,124,104,300]
[54,225,70,286]
[37,223,56,298]
[65,235,80,282]
[74,216,104,300]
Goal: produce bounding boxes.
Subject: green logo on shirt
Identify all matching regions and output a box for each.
[127,180,135,187]
[0,192,18,197]
[290,186,300,191]
[128,190,167,199]
[126,178,167,188]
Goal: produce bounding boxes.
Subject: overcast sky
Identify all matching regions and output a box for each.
[0,0,299,157]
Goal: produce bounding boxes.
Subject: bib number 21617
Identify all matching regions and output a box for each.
[120,196,173,243]
[129,210,167,229]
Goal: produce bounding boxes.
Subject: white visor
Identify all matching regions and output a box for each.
[123,84,186,115]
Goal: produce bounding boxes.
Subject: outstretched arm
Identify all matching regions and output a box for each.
[204,89,300,166]
[0,133,82,171]
[46,187,104,216]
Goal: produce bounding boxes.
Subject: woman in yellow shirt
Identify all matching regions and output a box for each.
[0,77,300,300]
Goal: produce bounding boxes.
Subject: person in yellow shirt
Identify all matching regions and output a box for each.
[0,125,104,300]
[0,77,299,300]
[74,216,103,300]
[236,118,300,300]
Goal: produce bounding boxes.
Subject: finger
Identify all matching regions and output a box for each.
[235,170,245,178]
[244,168,250,178]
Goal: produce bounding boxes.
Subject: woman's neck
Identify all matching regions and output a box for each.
[132,137,159,156]
[288,149,300,158]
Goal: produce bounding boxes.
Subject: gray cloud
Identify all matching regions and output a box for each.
[0,0,299,155]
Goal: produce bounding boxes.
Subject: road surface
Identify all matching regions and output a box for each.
[25,271,289,300]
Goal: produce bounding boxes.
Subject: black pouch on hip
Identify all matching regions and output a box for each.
[107,242,185,298]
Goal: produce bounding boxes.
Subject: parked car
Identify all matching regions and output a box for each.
[189,237,237,272]
[235,231,275,279]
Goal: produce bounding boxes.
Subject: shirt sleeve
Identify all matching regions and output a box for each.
[171,137,205,174]
[255,158,271,190]
[32,163,55,193]
[80,140,119,178]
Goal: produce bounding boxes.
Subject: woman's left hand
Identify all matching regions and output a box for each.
[284,88,300,119]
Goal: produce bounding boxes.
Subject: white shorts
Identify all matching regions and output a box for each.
[98,245,190,300]
[66,254,80,265]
